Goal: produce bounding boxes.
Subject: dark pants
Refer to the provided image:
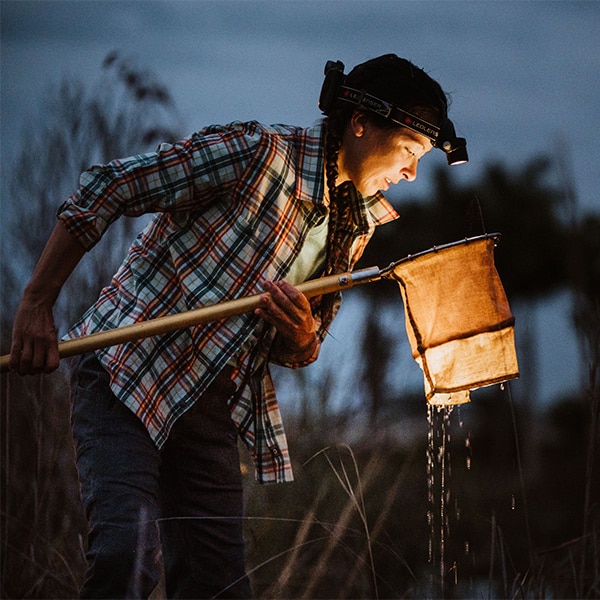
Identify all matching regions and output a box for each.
[70,353,252,599]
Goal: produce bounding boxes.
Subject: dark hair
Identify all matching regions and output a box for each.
[346,54,447,123]
[319,55,448,332]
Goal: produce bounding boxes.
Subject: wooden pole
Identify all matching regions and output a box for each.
[0,266,382,374]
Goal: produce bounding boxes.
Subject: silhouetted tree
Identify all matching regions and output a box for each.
[358,158,570,302]
[569,214,600,369]
[359,307,395,427]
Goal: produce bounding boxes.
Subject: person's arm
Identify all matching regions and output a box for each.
[9,220,86,375]
[254,280,321,367]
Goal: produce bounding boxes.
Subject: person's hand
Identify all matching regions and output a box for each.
[254,279,318,356]
[9,297,59,375]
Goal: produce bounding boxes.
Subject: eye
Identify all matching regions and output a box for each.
[405,147,416,158]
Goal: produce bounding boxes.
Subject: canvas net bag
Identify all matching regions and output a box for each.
[389,237,519,405]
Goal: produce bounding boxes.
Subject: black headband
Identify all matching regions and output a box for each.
[338,86,441,145]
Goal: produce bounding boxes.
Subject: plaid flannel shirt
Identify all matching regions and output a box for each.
[58,120,398,483]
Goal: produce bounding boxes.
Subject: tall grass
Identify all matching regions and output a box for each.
[1,369,86,598]
[1,363,598,598]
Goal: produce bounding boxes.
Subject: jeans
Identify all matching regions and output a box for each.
[70,353,252,599]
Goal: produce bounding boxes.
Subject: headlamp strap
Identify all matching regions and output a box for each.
[339,85,441,145]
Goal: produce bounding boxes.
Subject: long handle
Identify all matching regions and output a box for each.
[0,266,382,374]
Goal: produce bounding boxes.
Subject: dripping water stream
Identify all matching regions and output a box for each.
[427,404,471,598]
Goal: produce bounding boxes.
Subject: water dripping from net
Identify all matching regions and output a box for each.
[427,402,476,598]
[427,404,454,596]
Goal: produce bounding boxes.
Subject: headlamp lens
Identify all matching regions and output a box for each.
[444,138,469,166]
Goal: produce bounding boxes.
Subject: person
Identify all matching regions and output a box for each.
[9,54,467,598]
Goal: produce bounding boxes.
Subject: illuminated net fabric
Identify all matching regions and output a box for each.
[390,237,519,405]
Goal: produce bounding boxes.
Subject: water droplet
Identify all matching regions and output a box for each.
[511,494,516,510]
[465,431,473,471]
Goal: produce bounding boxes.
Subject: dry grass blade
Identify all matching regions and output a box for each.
[302,444,380,599]
[339,447,420,597]
[265,498,322,597]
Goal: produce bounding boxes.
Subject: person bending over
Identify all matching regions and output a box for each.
[9,54,467,598]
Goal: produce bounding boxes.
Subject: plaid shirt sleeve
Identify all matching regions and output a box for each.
[57,122,261,249]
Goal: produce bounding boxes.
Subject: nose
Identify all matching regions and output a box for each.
[401,158,418,182]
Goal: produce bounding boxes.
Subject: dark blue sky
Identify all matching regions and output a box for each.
[1,0,598,403]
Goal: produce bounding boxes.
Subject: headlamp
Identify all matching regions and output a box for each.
[319,60,468,166]
[437,119,468,166]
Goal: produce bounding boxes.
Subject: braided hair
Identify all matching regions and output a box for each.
[314,108,356,332]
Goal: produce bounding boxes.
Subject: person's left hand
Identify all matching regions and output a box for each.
[254,280,317,352]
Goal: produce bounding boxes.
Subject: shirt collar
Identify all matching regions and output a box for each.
[364,190,400,227]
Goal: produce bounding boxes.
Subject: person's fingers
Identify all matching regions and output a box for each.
[9,327,59,375]
[260,281,310,319]
[44,336,60,374]
[269,280,307,309]
[31,338,48,373]
[255,280,316,350]
[8,336,24,373]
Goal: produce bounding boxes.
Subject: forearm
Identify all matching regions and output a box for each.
[23,220,86,307]
[58,133,246,250]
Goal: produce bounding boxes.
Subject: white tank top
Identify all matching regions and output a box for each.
[286,215,329,284]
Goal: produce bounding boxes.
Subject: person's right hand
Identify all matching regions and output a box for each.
[9,298,60,375]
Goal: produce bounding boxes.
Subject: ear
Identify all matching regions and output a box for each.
[349,110,368,138]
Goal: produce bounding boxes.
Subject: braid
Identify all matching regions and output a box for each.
[324,111,343,275]
[317,112,356,333]
[314,53,450,335]
[324,113,342,200]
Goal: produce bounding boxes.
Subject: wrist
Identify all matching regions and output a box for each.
[293,333,319,355]
[270,331,321,368]
[22,280,60,307]
[284,332,320,365]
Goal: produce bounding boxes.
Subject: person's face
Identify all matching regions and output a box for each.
[338,111,433,197]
